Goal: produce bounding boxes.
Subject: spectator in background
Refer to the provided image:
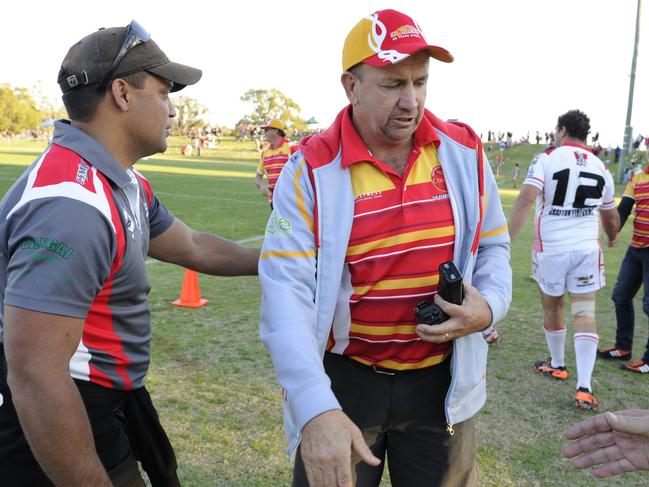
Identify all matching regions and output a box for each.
[511,163,520,188]
[615,146,622,163]
[254,119,296,208]
[495,151,504,176]
[633,134,644,150]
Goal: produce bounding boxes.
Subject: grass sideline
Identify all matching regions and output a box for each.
[0,137,647,486]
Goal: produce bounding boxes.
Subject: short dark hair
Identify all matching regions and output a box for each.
[62,71,147,122]
[346,62,366,80]
[557,110,590,141]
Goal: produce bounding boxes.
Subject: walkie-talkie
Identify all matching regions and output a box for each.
[413,261,464,325]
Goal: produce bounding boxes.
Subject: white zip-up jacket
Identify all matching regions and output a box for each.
[259,107,511,455]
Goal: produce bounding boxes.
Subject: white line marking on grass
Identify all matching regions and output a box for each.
[155,191,269,206]
[237,235,265,244]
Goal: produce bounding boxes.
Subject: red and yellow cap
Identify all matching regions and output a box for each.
[342,9,454,72]
[260,119,286,131]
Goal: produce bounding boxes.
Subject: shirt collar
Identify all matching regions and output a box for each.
[52,120,132,188]
[560,142,592,153]
[340,106,440,169]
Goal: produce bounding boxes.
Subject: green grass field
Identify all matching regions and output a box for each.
[0,136,647,486]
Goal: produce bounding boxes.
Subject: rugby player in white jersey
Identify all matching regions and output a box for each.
[508,110,619,410]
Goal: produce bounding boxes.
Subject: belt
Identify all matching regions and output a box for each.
[325,352,443,376]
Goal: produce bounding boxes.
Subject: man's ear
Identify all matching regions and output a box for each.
[109,79,131,111]
[341,71,360,105]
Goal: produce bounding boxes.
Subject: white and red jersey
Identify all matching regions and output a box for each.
[523,143,616,252]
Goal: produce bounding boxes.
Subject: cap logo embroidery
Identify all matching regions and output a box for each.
[390,25,421,40]
[367,13,408,65]
[66,75,79,88]
[65,71,88,89]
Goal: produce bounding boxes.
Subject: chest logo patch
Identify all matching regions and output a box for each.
[431,165,447,192]
[123,209,135,239]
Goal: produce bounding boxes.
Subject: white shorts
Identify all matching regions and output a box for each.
[532,249,604,296]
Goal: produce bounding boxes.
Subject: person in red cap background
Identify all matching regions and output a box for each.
[255,119,297,208]
[259,8,510,487]
[0,21,259,486]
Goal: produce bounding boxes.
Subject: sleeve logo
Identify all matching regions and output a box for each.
[21,237,74,259]
[265,210,292,238]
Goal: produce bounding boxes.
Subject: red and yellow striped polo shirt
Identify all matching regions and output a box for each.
[625,168,649,248]
[256,138,295,202]
[327,112,455,370]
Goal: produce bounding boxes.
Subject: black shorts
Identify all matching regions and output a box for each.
[0,344,175,486]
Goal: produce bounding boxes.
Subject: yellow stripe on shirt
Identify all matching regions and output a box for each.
[353,275,439,294]
[351,351,451,370]
[347,226,454,257]
[350,323,416,335]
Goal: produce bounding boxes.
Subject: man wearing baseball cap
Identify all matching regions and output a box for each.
[0,21,259,486]
[255,119,297,207]
[259,9,511,486]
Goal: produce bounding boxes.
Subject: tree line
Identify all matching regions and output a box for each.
[1,83,309,137]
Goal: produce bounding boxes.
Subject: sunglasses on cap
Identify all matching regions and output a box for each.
[97,20,151,91]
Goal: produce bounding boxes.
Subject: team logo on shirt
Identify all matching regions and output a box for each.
[574,152,588,167]
[122,209,135,239]
[431,166,447,192]
[76,160,90,185]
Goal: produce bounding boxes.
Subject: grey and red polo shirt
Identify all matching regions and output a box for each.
[0,121,174,390]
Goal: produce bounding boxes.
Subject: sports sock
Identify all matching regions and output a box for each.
[574,332,599,391]
[544,327,566,368]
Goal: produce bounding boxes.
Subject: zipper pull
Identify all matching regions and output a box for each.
[446,423,455,436]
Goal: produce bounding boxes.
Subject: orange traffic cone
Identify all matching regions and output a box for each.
[172,269,208,308]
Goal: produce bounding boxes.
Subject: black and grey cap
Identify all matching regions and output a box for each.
[57,25,202,93]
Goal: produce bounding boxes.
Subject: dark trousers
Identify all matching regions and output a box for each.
[611,246,649,362]
[293,353,479,487]
[0,346,178,487]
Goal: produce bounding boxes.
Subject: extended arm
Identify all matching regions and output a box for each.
[255,172,270,196]
[563,409,649,477]
[617,196,635,229]
[4,306,111,486]
[599,207,620,246]
[148,218,259,275]
[507,184,540,242]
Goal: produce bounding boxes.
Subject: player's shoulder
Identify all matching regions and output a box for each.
[530,149,552,167]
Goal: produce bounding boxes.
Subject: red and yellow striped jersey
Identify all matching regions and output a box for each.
[327,115,455,370]
[625,168,649,248]
[256,138,295,202]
